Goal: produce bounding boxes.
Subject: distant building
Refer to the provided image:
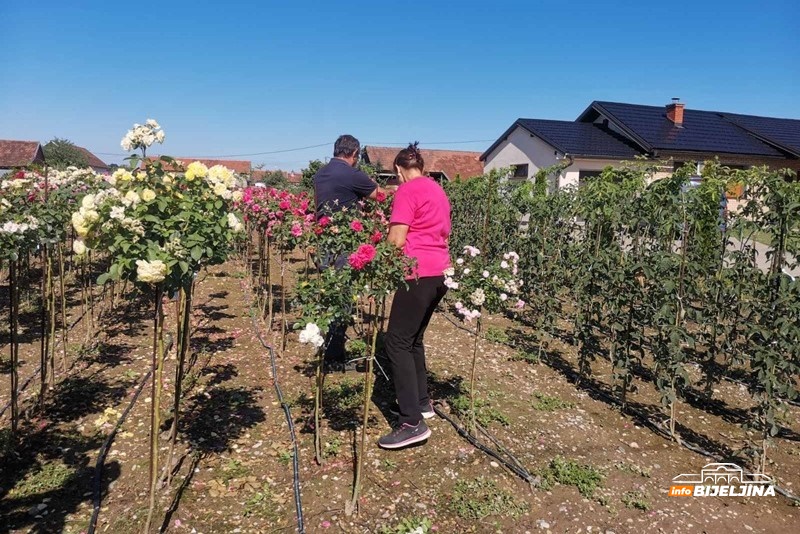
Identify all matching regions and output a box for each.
[76,146,110,173]
[482,100,800,190]
[0,140,45,175]
[362,146,484,183]
[142,157,251,175]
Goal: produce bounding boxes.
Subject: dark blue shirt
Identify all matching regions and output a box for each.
[313,158,376,217]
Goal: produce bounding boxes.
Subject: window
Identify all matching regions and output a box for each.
[512,164,529,179]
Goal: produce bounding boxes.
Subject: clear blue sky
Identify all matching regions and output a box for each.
[1,0,797,170]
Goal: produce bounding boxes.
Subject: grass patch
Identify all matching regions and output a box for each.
[325,377,364,411]
[621,490,650,511]
[323,437,342,459]
[484,326,510,344]
[243,483,276,518]
[221,458,249,483]
[345,339,369,358]
[532,392,575,412]
[614,462,651,478]
[8,461,76,498]
[509,350,540,364]
[451,392,509,427]
[379,516,433,534]
[449,477,527,520]
[537,456,604,498]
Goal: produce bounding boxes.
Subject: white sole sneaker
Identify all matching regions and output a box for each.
[390,401,436,419]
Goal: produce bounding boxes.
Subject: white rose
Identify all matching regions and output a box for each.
[141,188,156,202]
[443,267,455,277]
[110,206,125,220]
[227,213,243,232]
[135,259,168,284]
[299,323,324,348]
[72,239,87,256]
[81,194,96,209]
[232,190,243,202]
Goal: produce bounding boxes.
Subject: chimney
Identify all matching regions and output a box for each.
[666,97,685,127]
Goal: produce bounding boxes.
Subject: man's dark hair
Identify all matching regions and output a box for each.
[333,134,360,158]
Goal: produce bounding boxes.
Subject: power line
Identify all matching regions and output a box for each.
[94,139,494,159]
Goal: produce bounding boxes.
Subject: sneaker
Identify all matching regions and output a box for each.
[389,400,435,419]
[378,421,431,449]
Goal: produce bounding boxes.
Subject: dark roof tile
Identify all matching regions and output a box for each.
[586,101,786,157]
[720,112,800,157]
[516,119,643,158]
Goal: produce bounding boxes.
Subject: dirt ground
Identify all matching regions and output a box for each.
[2,257,798,534]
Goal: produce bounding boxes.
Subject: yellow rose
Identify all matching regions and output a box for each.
[141,188,156,202]
[213,183,227,197]
[185,161,208,182]
[136,171,147,181]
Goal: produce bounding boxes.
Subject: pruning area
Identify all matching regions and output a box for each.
[2,123,799,533]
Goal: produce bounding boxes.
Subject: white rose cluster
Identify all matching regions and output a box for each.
[121,119,166,152]
[0,217,40,235]
[136,259,168,284]
[298,322,324,348]
[227,212,244,232]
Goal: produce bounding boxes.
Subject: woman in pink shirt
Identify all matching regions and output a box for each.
[378,143,451,450]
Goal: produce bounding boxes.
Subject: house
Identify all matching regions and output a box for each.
[482,100,800,190]
[0,140,46,175]
[76,146,110,173]
[142,157,251,175]
[362,146,484,183]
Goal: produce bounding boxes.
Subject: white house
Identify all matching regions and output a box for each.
[481,100,800,190]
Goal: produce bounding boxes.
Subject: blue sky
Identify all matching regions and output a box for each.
[1,0,797,170]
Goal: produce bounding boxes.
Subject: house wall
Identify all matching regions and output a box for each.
[483,127,625,189]
[483,126,561,188]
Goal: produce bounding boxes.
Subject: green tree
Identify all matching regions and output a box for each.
[43,138,89,169]
[301,159,324,191]
[261,170,287,187]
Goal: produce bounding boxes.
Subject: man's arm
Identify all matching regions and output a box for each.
[366,184,391,200]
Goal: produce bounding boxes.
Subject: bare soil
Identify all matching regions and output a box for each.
[2,257,798,534]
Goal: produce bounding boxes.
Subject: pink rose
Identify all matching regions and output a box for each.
[350,220,364,232]
[291,222,303,237]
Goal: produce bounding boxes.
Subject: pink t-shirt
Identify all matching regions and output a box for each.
[390,177,451,279]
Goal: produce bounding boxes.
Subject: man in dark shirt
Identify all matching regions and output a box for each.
[313,135,386,371]
[313,134,382,216]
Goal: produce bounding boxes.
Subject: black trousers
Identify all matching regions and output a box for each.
[385,276,447,425]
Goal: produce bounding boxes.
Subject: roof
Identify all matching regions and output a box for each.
[143,157,251,174]
[364,146,484,180]
[76,146,109,170]
[482,119,643,160]
[0,140,45,168]
[578,101,787,157]
[720,112,800,157]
